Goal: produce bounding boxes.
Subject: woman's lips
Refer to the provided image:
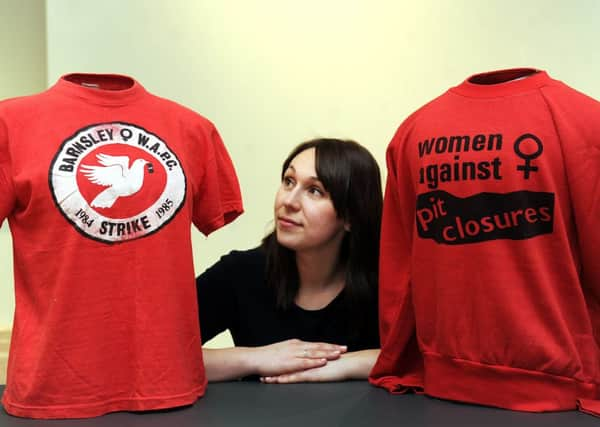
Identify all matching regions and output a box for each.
[277,217,302,228]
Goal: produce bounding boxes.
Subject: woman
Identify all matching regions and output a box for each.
[197,138,382,382]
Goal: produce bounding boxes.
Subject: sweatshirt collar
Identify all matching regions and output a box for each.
[451,68,552,98]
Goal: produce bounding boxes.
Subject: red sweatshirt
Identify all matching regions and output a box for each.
[0,74,243,418]
[370,68,600,415]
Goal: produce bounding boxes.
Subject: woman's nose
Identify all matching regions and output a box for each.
[283,189,301,210]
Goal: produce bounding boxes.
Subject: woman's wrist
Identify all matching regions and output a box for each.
[243,346,262,374]
[341,349,379,380]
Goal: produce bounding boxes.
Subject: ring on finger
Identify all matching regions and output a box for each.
[302,348,308,358]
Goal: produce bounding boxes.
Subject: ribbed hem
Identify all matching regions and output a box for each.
[1,385,205,419]
[450,68,553,98]
[422,351,599,412]
[369,375,424,395]
[51,73,147,106]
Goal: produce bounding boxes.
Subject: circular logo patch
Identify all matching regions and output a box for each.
[49,122,186,243]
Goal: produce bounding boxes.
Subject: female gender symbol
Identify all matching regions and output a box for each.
[514,133,543,179]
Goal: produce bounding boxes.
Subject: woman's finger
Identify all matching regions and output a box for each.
[299,348,341,360]
[296,342,346,356]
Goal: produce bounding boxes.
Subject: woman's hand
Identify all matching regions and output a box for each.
[250,339,347,377]
[259,349,379,383]
[203,339,347,382]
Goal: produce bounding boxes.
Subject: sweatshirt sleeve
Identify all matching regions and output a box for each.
[541,85,600,313]
[369,125,424,393]
[541,84,600,414]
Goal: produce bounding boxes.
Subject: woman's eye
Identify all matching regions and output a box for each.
[283,177,295,187]
[308,186,324,196]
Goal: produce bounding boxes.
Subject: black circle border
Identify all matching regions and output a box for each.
[47,121,188,245]
[513,133,543,160]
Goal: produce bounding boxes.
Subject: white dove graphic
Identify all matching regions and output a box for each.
[80,153,150,208]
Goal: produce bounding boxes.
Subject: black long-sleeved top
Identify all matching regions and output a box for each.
[196,247,379,351]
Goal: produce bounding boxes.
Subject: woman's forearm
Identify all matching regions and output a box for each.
[202,347,258,382]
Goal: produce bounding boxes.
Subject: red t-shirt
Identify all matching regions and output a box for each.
[370,68,600,415]
[0,73,243,418]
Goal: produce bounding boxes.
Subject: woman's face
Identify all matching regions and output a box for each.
[274,147,347,254]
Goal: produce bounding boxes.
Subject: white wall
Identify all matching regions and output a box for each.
[3,0,600,340]
[44,0,600,270]
[0,0,47,330]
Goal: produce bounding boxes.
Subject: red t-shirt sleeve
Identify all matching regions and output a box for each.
[369,124,424,393]
[192,122,243,235]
